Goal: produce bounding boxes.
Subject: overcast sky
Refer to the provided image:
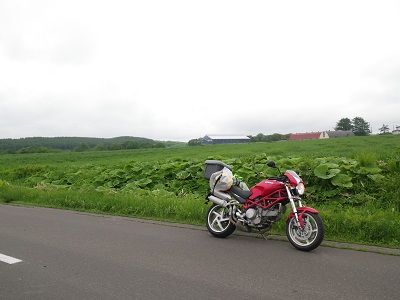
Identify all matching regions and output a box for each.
[1,0,399,142]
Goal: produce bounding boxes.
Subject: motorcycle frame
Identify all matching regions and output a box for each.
[242,184,318,229]
[242,188,289,210]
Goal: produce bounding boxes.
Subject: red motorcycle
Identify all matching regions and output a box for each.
[204,160,324,251]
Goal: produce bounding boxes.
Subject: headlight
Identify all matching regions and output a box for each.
[297,182,305,195]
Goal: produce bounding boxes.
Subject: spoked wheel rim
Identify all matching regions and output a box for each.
[287,212,320,247]
[207,205,231,233]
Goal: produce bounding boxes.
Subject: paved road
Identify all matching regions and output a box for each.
[1,205,399,300]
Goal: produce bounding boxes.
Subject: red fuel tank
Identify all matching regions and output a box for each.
[249,180,285,200]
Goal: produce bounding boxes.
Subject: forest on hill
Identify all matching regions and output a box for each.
[0,136,184,153]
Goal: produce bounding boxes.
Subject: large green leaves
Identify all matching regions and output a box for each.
[313,162,353,187]
[331,174,353,188]
[314,164,341,179]
[7,152,391,207]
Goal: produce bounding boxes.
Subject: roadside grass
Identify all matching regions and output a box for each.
[1,184,399,249]
[318,204,400,248]
[0,183,208,225]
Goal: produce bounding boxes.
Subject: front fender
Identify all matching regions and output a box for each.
[286,206,319,228]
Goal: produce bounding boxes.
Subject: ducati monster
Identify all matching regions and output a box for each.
[204,160,324,251]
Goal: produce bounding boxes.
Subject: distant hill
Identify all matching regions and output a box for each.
[0,136,184,153]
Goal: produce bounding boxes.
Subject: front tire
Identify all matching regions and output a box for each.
[286,212,324,251]
[206,204,236,238]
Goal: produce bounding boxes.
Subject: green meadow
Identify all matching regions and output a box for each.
[1,134,399,248]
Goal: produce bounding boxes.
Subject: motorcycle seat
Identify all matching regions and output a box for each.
[229,185,252,204]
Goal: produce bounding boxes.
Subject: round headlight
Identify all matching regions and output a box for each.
[297,182,305,195]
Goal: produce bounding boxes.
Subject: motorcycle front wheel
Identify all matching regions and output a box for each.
[206,204,236,238]
[286,212,324,251]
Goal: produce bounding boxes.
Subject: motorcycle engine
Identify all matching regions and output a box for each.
[245,206,282,227]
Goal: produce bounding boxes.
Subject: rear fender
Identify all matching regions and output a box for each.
[286,206,319,228]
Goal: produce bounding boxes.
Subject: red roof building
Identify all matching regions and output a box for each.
[289,132,328,140]
[289,131,354,140]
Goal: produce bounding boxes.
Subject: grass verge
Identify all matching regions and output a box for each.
[1,184,399,249]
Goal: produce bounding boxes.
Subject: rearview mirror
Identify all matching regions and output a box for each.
[267,161,276,168]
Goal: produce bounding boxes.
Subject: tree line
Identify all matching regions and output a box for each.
[188,116,398,146]
[334,117,371,136]
[188,133,290,146]
[0,136,173,154]
[335,116,398,135]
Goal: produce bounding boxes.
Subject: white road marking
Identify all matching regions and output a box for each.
[0,253,22,264]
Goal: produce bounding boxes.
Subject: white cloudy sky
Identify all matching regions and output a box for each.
[1,0,399,142]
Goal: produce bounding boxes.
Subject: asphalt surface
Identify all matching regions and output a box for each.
[1,204,399,300]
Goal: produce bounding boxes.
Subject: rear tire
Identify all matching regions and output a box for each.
[206,204,236,238]
[286,212,324,251]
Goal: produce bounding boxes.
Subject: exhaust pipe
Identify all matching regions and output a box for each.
[229,214,251,232]
[207,195,228,207]
[208,195,251,232]
[234,221,251,232]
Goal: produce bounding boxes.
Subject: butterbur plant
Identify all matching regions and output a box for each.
[313,158,355,188]
[308,156,388,206]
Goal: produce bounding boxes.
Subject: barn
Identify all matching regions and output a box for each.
[326,130,355,138]
[289,130,354,140]
[289,132,328,141]
[201,135,251,144]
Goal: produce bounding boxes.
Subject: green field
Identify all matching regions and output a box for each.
[1,134,399,248]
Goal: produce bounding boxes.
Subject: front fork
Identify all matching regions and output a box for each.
[286,185,304,228]
[285,185,320,229]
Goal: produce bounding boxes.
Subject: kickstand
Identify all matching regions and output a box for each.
[260,232,268,240]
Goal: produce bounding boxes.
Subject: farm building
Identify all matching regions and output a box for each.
[289,130,354,140]
[201,135,251,144]
[326,130,355,138]
[289,132,328,140]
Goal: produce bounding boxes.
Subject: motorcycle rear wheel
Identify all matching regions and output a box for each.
[206,204,236,238]
[286,212,324,251]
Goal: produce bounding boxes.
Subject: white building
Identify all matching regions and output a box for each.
[201,135,250,144]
